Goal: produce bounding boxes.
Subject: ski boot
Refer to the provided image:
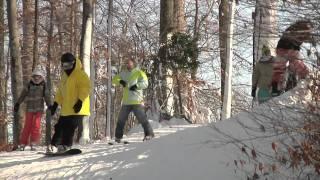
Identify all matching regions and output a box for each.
[30,144,37,151]
[19,145,26,151]
[115,138,121,143]
[143,134,155,141]
[57,145,71,153]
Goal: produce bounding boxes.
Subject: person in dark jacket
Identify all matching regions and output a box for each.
[14,66,51,151]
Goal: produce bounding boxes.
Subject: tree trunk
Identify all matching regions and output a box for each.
[106,0,113,138]
[159,0,174,114]
[173,0,185,33]
[221,0,236,120]
[79,0,94,143]
[191,0,199,80]
[172,0,186,116]
[253,0,277,63]
[45,0,55,148]
[0,0,7,145]
[56,2,65,55]
[89,2,96,140]
[33,0,39,69]
[158,0,174,108]
[22,0,34,84]
[7,0,24,147]
[70,0,76,54]
[219,0,229,105]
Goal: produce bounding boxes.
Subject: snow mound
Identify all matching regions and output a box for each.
[128,120,163,135]
[128,117,191,135]
[160,117,191,126]
[0,80,315,180]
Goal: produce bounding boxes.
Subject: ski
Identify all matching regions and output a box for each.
[108,141,129,145]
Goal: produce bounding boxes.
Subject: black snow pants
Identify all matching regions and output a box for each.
[51,115,83,147]
[115,104,154,139]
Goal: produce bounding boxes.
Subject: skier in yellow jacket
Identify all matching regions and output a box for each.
[112,57,154,142]
[49,52,90,152]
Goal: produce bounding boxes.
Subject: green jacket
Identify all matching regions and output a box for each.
[252,56,274,90]
[112,67,148,105]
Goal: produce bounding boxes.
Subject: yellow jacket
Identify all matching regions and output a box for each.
[54,59,91,116]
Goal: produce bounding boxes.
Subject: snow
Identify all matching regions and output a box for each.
[0,80,316,180]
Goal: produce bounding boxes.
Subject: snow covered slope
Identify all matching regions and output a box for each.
[0,81,314,180]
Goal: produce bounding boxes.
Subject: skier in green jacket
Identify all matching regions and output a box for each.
[112,57,154,142]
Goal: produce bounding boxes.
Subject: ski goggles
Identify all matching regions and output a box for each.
[61,60,75,70]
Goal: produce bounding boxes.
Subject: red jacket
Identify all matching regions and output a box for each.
[272,48,309,85]
[288,59,309,80]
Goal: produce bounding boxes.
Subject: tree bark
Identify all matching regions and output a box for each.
[0,0,7,145]
[219,0,229,104]
[70,0,76,54]
[159,0,174,114]
[22,0,34,84]
[106,0,113,138]
[79,0,94,143]
[160,0,174,40]
[7,0,24,147]
[33,0,39,69]
[253,0,277,63]
[221,0,236,120]
[173,0,185,33]
[45,0,55,148]
[172,0,186,116]
[191,0,199,80]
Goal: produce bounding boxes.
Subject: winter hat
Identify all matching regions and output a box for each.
[262,45,271,56]
[61,52,76,70]
[32,65,45,78]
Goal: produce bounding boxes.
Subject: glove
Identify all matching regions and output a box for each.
[49,102,58,116]
[251,87,256,98]
[73,99,83,113]
[119,80,127,87]
[129,84,138,91]
[14,103,20,112]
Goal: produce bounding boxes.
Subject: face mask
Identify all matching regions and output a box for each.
[32,75,43,84]
[61,61,75,70]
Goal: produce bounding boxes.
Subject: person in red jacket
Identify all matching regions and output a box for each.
[271,20,312,96]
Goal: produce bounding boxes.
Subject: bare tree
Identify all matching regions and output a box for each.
[33,0,39,69]
[106,0,113,138]
[22,0,34,84]
[7,0,24,148]
[253,0,277,63]
[159,0,174,114]
[221,0,236,120]
[219,0,229,105]
[191,0,199,80]
[221,0,235,120]
[172,0,186,116]
[0,0,6,145]
[79,0,94,143]
[45,0,55,150]
[173,0,185,33]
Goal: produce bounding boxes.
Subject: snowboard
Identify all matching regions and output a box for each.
[108,141,129,145]
[42,148,82,157]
